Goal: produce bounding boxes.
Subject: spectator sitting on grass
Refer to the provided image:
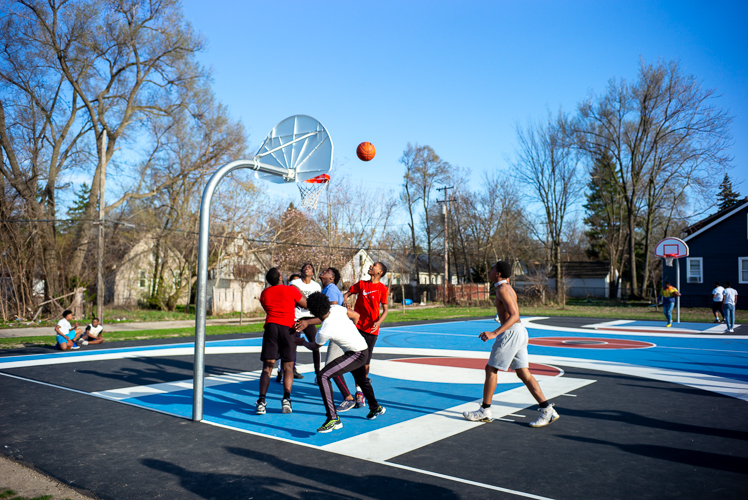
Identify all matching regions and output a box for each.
[55,310,83,351]
[79,318,105,345]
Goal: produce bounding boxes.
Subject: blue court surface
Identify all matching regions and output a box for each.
[1,316,747,499]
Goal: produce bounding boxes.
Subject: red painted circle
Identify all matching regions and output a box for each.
[392,357,562,376]
[529,337,655,349]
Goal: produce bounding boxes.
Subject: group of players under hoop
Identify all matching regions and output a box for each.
[258,260,560,434]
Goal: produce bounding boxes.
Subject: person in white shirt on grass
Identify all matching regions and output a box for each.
[294,291,385,433]
[55,310,84,351]
[712,282,725,323]
[79,317,105,345]
[722,281,738,333]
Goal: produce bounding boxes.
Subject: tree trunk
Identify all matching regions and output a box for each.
[626,203,638,297]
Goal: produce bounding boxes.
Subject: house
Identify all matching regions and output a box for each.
[341,249,456,288]
[112,235,190,307]
[206,236,268,315]
[547,261,620,299]
[663,197,748,309]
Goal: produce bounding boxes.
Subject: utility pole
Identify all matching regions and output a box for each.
[437,186,455,306]
[97,132,107,324]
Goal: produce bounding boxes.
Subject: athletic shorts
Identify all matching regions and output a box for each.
[712,302,724,313]
[56,332,74,345]
[261,323,297,363]
[358,330,378,364]
[488,323,529,371]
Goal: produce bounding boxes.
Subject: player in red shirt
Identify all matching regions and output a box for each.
[257,267,308,416]
[343,261,389,406]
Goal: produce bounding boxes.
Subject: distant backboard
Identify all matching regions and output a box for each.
[654,237,689,258]
[252,115,333,184]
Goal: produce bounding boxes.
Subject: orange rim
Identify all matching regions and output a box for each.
[304,174,330,184]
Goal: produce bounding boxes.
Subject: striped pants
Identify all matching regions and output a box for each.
[319,350,377,420]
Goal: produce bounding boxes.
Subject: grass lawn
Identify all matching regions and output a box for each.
[1,303,744,349]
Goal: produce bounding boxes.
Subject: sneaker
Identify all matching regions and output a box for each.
[81,340,89,346]
[71,343,80,350]
[529,404,559,428]
[366,406,386,420]
[666,323,672,328]
[714,318,721,323]
[256,400,267,415]
[337,399,356,412]
[355,391,365,408]
[463,406,493,422]
[725,328,731,333]
[281,398,292,413]
[729,329,735,333]
[293,369,304,380]
[317,418,342,433]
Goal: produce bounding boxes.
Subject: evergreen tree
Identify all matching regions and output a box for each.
[67,183,92,220]
[583,154,623,261]
[717,174,740,210]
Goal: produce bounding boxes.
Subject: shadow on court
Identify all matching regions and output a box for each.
[558,435,748,475]
[141,448,461,500]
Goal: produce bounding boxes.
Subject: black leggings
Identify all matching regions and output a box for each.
[318,350,377,420]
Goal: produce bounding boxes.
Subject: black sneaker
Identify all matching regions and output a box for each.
[317,418,342,433]
[293,369,304,380]
[366,406,386,420]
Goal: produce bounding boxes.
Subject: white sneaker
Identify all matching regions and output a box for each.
[729,329,735,333]
[529,403,559,428]
[81,340,89,346]
[463,405,493,422]
[281,398,293,414]
[494,315,500,323]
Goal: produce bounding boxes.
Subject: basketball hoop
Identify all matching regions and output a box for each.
[298,174,330,210]
[664,254,676,267]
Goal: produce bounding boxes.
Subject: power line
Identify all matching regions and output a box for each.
[0,218,395,252]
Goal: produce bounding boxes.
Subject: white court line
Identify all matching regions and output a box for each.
[321,376,594,462]
[522,317,747,339]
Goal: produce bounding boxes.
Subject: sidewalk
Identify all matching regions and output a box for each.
[0,317,264,338]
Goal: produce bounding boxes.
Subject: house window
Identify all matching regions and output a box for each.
[686,257,703,283]
[139,270,147,289]
[739,257,748,284]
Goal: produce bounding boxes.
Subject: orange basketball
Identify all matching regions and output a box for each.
[357,142,376,161]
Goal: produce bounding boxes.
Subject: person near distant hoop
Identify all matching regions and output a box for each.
[463,261,560,427]
[276,273,304,383]
[711,282,725,323]
[660,281,681,327]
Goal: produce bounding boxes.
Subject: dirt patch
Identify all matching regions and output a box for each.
[0,454,95,499]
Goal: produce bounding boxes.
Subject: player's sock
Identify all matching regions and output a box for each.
[539,401,550,408]
[481,402,491,409]
[258,394,266,403]
[283,391,291,400]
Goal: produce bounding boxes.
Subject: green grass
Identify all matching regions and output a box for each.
[1,304,745,350]
[0,488,57,500]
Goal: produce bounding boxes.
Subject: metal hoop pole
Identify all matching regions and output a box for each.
[193,160,263,421]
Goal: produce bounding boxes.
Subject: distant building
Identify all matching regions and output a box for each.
[112,235,189,307]
[547,261,620,299]
[663,197,748,309]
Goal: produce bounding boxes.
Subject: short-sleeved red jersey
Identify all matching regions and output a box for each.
[260,285,302,327]
[349,280,388,334]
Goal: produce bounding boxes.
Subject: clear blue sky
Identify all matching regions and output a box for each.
[182,0,748,208]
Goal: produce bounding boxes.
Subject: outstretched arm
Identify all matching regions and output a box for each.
[293,336,320,351]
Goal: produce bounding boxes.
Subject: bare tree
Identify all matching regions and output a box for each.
[574,59,732,296]
[512,110,582,305]
[233,261,259,326]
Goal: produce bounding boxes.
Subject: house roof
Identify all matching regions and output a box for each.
[682,198,748,240]
[548,261,610,279]
[355,249,445,274]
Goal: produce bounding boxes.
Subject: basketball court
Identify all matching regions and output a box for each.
[1,315,746,499]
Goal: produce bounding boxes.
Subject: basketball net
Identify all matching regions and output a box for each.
[664,254,675,267]
[298,174,330,210]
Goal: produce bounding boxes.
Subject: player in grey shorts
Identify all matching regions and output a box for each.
[463,260,560,427]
